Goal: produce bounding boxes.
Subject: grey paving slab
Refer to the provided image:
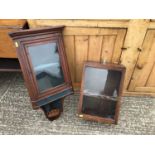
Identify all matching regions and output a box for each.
[0,73,155,135]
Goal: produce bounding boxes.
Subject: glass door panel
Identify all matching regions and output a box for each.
[28,42,65,92]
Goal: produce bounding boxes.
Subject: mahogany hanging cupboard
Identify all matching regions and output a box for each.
[78,62,126,124]
[9,26,73,109]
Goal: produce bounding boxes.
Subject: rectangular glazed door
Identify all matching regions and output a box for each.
[128,30,155,93]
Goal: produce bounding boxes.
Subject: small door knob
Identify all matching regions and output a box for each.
[137,64,143,69]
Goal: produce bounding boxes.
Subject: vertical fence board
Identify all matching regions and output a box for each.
[112,29,126,63]
[88,35,103,62]
[75,36,88,82]
[101,35,116,63]
[63,36,75,83]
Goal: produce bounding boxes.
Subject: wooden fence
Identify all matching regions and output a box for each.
[2,19,155,96]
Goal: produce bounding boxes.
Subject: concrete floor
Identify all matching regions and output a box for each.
[0,72,155,134]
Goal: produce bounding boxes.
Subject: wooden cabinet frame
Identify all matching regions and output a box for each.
[9,26,73,109]
[78,62,126,124]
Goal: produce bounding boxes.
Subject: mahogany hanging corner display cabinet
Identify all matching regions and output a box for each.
[9,26,74,112]
[78,62,126,124]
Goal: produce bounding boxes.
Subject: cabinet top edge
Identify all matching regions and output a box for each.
[9,25,65,40]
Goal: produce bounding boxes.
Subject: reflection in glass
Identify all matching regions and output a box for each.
[82,67,122,119]
[28,43,64,92]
